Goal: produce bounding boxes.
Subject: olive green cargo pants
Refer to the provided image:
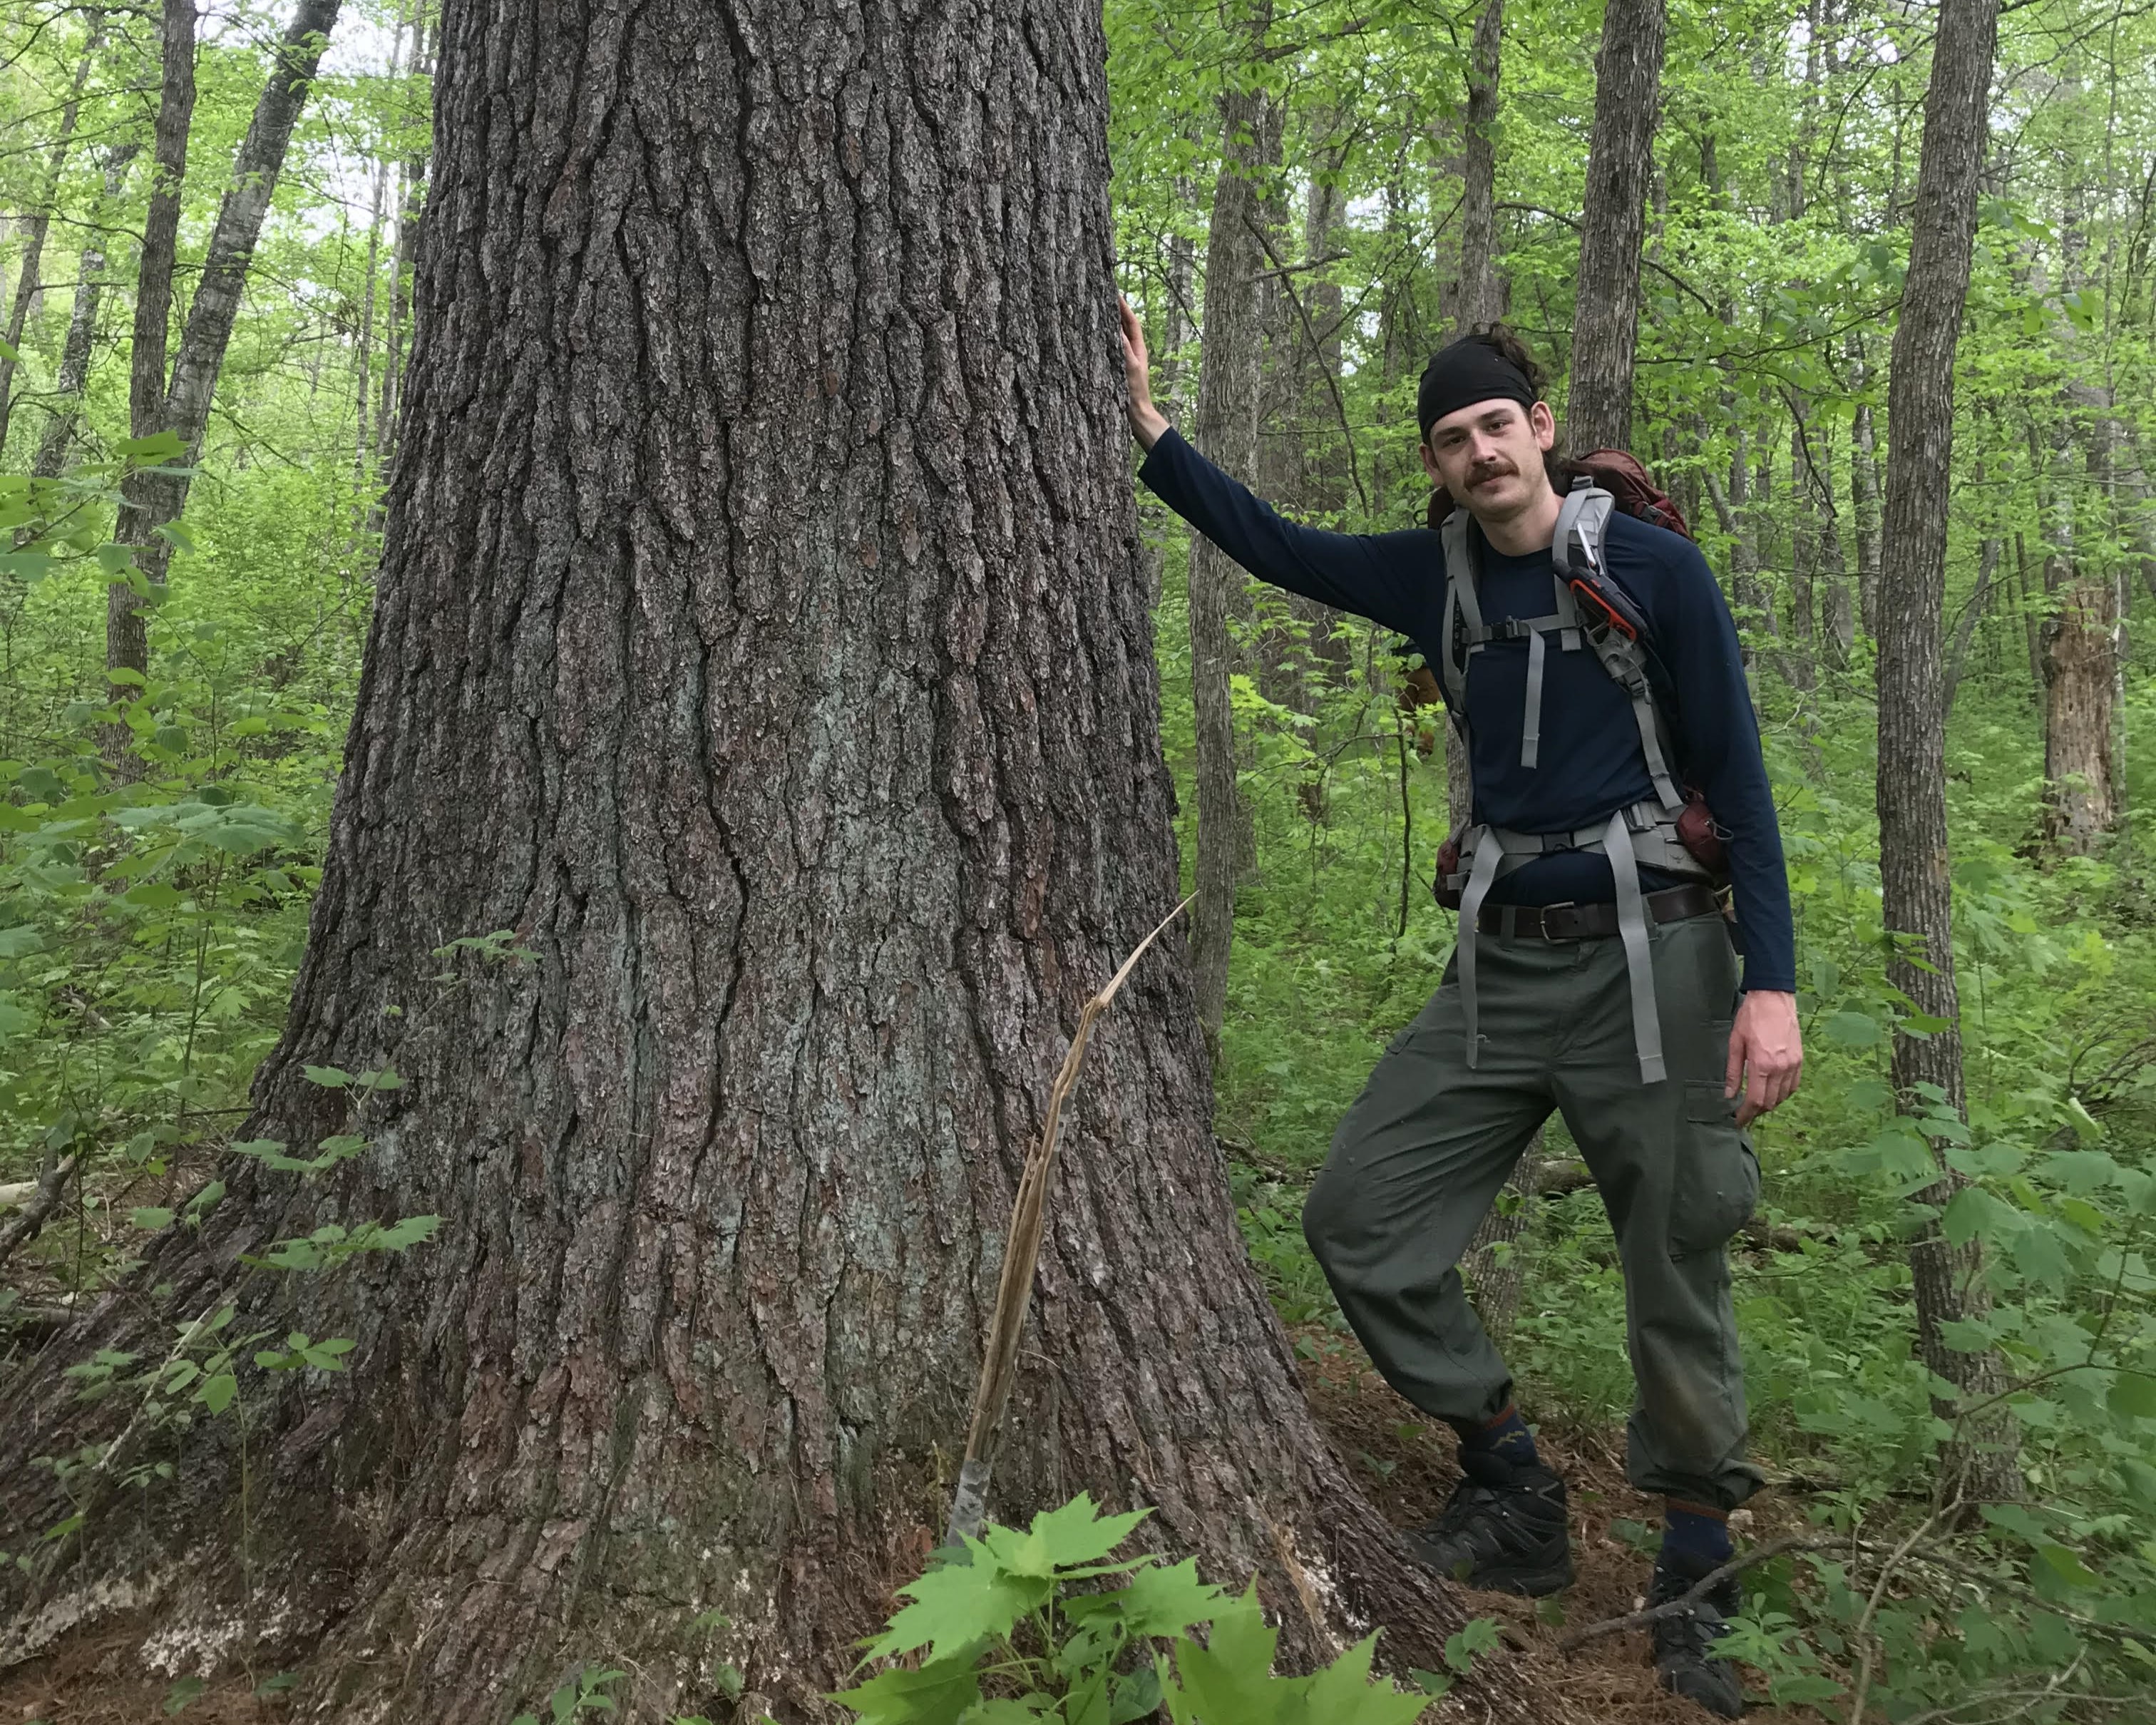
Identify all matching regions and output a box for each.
[1302,910,1765,1511]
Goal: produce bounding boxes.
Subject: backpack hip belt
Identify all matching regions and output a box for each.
[1434,481,1728,1087]
[1446,799,1713,1085]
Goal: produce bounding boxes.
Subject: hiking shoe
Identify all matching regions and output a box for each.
[1650,1547,1745,1718]
[1405,1452,1573,1595]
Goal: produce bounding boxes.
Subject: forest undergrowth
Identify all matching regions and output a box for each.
[4,449,2155,1719]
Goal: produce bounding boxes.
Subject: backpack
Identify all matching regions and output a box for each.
[1424,454,1728,1085]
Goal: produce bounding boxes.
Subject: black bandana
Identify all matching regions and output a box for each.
[1417,339,1539,439]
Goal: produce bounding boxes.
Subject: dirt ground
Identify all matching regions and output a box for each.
[0,1346,1820,1725]
[1294,1338,1823,1725]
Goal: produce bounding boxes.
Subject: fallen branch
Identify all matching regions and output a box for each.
[0,1152,80,1271]
[945,896,1194,1545]
[1556,1535,1831,1652]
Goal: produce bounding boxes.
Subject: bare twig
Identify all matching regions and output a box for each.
[945,896,1194,1544]
[0,1152,81,1270]
[1848,1510,1942,1725]
[1555,1535,1829,1652]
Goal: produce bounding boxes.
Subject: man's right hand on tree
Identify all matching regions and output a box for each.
[1119,297,1171,451]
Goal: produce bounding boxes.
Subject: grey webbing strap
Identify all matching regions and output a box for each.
[1519,577,1586,768]
[1523,627,1546,768]
[1634,692,1685,812]
[1454,828,1504,1070]
[1603,810,1666,1084]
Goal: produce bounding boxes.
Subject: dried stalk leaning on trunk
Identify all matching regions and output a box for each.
[947,895,1194,1545]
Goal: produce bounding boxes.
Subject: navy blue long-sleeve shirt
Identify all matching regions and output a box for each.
[1141,427,1796,994]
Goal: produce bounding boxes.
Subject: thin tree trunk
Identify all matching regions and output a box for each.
[1186,6,1281,1045]
[1849,337,1884,635]
[1788,417,1818,664]
[1454,0,1506,334]
[1943,537,2001,715]
[377,0,434,475]
[2014,530,2044,700]
[2,0,1507,1709]
[110,0,345,683]
[105,0,197,692]
[1874,0,2017,1507]
[28,144,138,481]
[0,15,107,456]
[1566,0,1665,452]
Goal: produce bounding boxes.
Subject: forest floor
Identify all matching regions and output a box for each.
[1295,1338,1817,1725]
[0,1343,1819,1725]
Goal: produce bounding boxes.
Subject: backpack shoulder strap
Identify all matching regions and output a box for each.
[1553,482,1615,577]
[1438,508,1484,721]
[1551,482,1685,812]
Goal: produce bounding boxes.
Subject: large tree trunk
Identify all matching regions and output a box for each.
[0,16,106,456]
[1186,9,1281,1045]
[108,0,344,680]
[3,0,1504,1714]
[1566,0,1665,453]
[1874,0,2017,1508]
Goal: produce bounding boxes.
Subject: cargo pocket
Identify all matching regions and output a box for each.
[1670,1080,1760,1256]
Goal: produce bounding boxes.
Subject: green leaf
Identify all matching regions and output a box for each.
[1108,1668,1163,1724]
[118,430,185,461]
[1822,1010,1882,1047]
[1944,1186,2015,1248]
[981,1493,1150,1577]
[2035,1543,2100,1589]
[130,1207,175,1232]
[863,1545,1049,1664]
[1443,1615,1503,1674]
[164,1677,205,1714]
[2108,1372,2156,1422]
[1103,1557,1223,1638]
[826,1652,982,1724]
[1300,1631,1430,1724]
[302,1065,353,1088]
[1164,1589,1284,1724]
[196,1373,237,1414]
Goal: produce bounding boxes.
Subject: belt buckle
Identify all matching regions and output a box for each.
[1537,901,1578,943]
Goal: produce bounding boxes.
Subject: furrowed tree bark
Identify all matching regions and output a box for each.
[2040,578,2120,850]
[0,15,107,457]
[1873,0,2018,1508]
[108,0,344,682]
[3,0,1515,1715]
[1186,9,1281,1045]
[1566,0,1665,453]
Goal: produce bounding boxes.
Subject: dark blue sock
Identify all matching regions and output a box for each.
[1454,1404,1539,1470]
[1663,1502,1733,1567]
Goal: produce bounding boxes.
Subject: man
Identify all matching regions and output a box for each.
[1119,301,1802,1719]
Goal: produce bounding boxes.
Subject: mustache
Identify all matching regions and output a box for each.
[1467,459,1518,485]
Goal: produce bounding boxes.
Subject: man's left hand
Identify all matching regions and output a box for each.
[1726,990,1802,1127]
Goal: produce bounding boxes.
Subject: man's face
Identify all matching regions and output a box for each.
[1418,397,1559,525]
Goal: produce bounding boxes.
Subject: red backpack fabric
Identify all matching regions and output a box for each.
[1569,449,1693,541]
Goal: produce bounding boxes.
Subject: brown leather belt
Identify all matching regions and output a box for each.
[1475,882,1726,942]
